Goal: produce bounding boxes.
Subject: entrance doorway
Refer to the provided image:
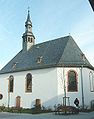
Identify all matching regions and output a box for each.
[16,96,21,108]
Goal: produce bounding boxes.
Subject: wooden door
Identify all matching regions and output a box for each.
[16,96,21,108]
[35,99,41,108]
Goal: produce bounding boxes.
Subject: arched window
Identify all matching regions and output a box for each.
[26,73,32,92]
[28,37,30,42]
[30,38,32,43]
[89,71,94,92]
[68,70,78,92]
[9,75,14,92]
[28,37,32,43]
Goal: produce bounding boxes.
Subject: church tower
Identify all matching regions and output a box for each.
[22,9,35,51]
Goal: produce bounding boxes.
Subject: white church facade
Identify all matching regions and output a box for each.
[0,10,94,109]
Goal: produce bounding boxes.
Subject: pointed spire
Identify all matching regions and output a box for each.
[27,7,31,22]
[22,8,35,51]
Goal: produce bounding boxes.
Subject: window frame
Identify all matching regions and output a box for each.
[25,73,32,93]
[67,70,78,92]
[89,71,94,92]
[8,75,14,93]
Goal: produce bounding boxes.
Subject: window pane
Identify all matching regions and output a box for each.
[89,72,94,92]
[68,71,77,92]
[9,75,14,92]
[26,73,32,92]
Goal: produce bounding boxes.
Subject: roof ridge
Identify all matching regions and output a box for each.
[1,35,94,74]
[35,35,70,46]
[57,36,70,65]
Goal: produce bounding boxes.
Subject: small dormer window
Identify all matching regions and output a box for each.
[81,53,86,62]
[36,46,40,49]
[37,56,43,64]
[12,62,18,69]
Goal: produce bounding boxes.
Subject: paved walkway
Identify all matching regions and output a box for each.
[0,112,94,119]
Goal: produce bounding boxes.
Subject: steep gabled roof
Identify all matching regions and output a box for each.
[0,36,93,74]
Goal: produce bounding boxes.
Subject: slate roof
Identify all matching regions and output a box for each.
[0,35,94,74]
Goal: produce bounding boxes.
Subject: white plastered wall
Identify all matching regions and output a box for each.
[0,68,58,108]
[57,67,94,108]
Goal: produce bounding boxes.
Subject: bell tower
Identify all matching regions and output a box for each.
[22,9,35,51]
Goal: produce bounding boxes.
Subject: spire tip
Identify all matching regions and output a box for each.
[26,6,31,22]
[28,6,30,13]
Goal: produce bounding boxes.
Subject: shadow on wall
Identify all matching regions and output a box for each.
[31,95,58,110]
[31,94,78,110]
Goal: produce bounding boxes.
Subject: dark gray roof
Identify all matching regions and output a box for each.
[0,36,94,74]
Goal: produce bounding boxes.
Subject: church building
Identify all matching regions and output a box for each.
[0,10,94,109]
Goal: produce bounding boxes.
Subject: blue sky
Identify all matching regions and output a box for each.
[0,0,94,69]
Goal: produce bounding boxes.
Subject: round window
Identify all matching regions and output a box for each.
[0,94,3,100]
